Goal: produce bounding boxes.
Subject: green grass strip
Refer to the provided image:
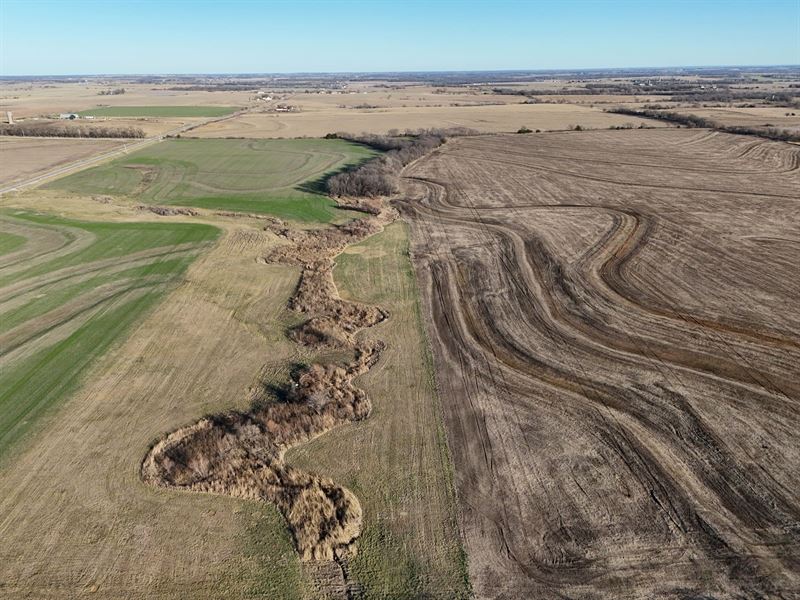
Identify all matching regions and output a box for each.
[0,231,26,257]
[77,106,239,118]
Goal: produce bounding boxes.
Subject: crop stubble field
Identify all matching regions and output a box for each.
[399,129,800,599]
[0,210,219,455]
[0,201,308,597]
[187,103,662,138]
[0,81,252,119]
[659,106,800,134]
[0,137,126,187]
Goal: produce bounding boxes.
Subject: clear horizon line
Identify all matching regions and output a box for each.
[2,63,798,79]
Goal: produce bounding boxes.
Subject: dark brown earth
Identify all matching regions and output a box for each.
[398,129,800,599]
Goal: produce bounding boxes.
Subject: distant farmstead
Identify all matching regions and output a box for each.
[59,113,79,120]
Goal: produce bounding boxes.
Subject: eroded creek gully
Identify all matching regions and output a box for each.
[141,196,395,567]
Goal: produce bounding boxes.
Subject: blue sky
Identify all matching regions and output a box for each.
[1,0,798,75]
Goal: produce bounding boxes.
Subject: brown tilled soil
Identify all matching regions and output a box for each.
[141,199,396,592]
[398,129,800,599]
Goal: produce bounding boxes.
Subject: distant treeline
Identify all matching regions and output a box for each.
[0,123,145,138]
[492,85,799,105]
[607,108,800,142]
[98,87,126,95]
[2,67,794,87]
[165,84,259,92]
[669,91,799,104]
[326,128,476,197]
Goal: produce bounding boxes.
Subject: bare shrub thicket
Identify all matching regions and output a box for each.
[143,197,398,563]
[669,91,799,105]
[607,108,800,143]
[326,128,477,198]
[490,82,800,106]
[0,123,145,138]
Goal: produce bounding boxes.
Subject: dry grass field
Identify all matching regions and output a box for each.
[0,208,219,455]
[0,194,308,598]
[663,106,800,133]
[77,106,238,117]
[0,82,250,118]
[0,137,126,187]
[1,80,529,122]
[188,103,662,138]
[399,129,800,599]
[0,178,466,597]
[288,221,468,597]
[15,116,199,137]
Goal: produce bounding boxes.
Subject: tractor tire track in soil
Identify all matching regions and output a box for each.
[397,129,800,599]
[141,198,396,597]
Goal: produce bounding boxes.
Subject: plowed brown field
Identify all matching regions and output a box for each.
[398,129,800,599]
